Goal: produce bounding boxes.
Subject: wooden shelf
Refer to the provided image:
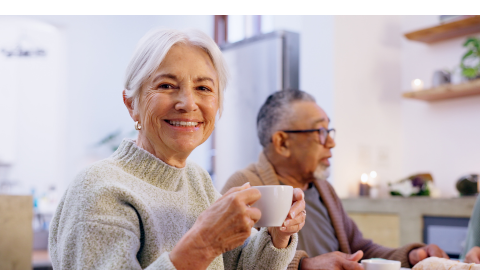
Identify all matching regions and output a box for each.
[404,16,480,44]
[402,79,480,101]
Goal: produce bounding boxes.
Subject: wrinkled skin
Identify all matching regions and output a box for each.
[300,251,364,270]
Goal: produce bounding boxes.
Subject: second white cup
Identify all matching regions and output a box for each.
[251,185,293,227]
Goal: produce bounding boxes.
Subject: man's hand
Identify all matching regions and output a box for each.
[300,250,364,270]
[408,244,449,266]
[465,246,480,264]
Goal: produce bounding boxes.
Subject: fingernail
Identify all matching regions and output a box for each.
[291,212,295,218]
[242,182,250,187]
[280,226,286,231]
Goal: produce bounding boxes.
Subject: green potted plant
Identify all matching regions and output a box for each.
[460,37,480,80]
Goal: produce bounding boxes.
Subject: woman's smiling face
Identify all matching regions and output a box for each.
[134,43,219,164]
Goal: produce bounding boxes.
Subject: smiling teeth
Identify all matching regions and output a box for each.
[168,120,199,127]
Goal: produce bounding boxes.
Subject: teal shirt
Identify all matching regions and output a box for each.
[462,195,480,260]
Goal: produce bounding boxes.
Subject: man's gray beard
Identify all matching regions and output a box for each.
[313,164,330,180]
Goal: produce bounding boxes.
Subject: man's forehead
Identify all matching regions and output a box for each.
[288,101,329,127]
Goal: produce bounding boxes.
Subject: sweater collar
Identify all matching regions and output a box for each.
[111,139,186,188]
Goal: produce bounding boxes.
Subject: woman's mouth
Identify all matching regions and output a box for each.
[165,120,200,127]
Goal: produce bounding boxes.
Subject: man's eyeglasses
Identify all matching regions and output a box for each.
[281,128,336,146]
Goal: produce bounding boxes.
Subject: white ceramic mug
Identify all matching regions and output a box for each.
[361,259,401,270]
[251,185,293,227]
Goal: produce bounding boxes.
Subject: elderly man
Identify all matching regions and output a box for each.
[221,89,448,270]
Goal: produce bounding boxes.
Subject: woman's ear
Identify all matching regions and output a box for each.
[123,90,138,121]
[271,131,291,157]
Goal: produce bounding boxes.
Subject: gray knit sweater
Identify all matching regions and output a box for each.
[49,139,297,269]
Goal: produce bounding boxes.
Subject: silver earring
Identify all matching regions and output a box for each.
[134,121,142,130]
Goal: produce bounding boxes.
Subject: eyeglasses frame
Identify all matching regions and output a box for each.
[281,128,336,146]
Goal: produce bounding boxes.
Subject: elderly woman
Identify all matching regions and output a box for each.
[49,28,306,270]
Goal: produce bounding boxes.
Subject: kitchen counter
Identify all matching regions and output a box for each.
[341,197,476,247]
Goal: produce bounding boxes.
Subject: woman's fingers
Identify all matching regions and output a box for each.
[245,205,262,223]
[287,188,305,219]
[221,182,251,198]
[283,209,306,228]
[292,188,304,202]
[235,187,262,206]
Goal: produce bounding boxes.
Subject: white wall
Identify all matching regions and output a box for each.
[332,16,404,197]
[4,15,213,193]
[401,16,480,197]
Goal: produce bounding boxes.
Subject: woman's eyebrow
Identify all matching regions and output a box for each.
[152,73,177,83]
[194,76,215,86]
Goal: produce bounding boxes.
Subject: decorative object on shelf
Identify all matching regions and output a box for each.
[432,69,451,87]
[450,66,469,84]
[389,173,433,197]
[359,173,370,197]
[368,171,379,198]
[460,37,480,80]
[411,79,424,90]
[456,174,478,196]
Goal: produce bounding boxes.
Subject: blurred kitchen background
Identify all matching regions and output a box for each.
[0,15,479,269]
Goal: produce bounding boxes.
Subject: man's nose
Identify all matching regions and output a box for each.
[175,88,199,112]
[325,136,336,148]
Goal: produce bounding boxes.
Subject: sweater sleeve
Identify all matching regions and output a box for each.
[461,197,480,260]
[223,227,298,270]
[334,191,424,268]
[51,220,176,270]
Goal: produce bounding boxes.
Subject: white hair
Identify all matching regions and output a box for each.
[124,28,228,116]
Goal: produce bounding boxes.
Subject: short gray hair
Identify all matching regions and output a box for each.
[124,28,228,115]
[257,89,315,147]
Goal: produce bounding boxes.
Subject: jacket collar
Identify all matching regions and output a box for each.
[255,152,281,186]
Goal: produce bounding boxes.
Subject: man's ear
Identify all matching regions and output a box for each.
[271,131,291,157]
[123,90,138,121]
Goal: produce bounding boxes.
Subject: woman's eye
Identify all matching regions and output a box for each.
[197,86,212,92]
[158,84,173,89]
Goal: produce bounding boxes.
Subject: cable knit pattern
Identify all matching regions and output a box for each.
[49,139,297,270]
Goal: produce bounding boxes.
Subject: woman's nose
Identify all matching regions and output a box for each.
[174,88,199,112]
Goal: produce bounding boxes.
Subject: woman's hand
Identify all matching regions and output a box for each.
[268,188,306,249]
[170,182,261,270]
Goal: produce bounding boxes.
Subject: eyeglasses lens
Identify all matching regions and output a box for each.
[329,129,335,141]
[319,129,335,145]
[319,129,327,145]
